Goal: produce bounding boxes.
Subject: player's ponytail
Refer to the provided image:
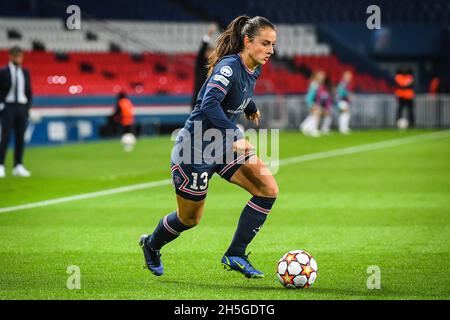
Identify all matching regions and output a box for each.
[207,15,275,76]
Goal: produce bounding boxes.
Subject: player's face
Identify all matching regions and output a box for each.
[248,27,276,66]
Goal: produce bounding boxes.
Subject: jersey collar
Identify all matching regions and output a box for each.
[238,53,256,75]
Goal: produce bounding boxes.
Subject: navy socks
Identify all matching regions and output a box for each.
[148,196,276,255]
[148,211,192,250]
[225,196,276,257]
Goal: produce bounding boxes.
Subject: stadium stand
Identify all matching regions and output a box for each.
[0,17,393,95]
[0,0,447,147]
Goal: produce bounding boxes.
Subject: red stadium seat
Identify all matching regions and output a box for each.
[0,50,391,96]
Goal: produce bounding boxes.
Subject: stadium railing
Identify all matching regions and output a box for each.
[254,94,450,130]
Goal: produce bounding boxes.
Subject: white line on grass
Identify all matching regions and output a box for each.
[278,129,450,166]
[1,130,449,214]
[0,180,171,214]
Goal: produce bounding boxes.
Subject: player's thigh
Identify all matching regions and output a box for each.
[176,195,205,227]
[171,163,211,226]
[230,155,278,198]
[310,105,321,115]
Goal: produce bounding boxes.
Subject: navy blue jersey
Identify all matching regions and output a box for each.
[172,53,260,165]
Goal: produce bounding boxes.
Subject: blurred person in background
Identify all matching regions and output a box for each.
[112,91,136,152]
[335,70,353,134]
[395,68,415,129]
[0,46,32,178]
[191,23,218,110]
[319,76,334,134]
[300,70,325,137]
[429,74,440,96]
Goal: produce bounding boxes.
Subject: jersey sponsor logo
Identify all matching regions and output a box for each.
[213,74,230,86]
[220,66,233,77]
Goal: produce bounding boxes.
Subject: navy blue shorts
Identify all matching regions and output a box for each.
[171,151,256,201]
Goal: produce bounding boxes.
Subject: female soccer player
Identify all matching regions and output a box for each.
[319,76,334,134]
[139,16,278,278]
[300,70,326,137]
[335,71,353,134]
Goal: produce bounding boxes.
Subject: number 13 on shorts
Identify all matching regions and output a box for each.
[191,172,208,190]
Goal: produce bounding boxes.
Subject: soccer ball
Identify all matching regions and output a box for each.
[121,133,136,152]
[397,118,409,130]
[276,250,318,289]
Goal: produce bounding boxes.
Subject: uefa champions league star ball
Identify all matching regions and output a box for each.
[276,250,318,289]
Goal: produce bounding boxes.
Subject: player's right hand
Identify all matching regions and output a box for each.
[233,139,255,154]
[246,110,260,127]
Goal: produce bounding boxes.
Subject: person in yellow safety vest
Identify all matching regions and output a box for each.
[395,68,415,128]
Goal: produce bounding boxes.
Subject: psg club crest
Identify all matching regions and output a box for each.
[173,174,183,186]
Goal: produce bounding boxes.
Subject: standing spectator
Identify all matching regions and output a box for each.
[395,68,415,128]
[191,23,218,110]
[0,46,32,178]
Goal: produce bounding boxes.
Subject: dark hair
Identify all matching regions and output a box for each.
[117,91,127,99]
[324,76,333,92]
[207,15,275,76]
[9,46,23,56]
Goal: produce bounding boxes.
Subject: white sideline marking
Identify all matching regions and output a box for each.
[1,130,449,214]
[278,130,450,166]
[0,180,171,214]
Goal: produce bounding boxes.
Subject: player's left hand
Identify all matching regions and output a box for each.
[246,110,260,127]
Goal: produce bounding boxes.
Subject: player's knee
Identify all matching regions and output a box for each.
[179,214,202,227]
[262,182,279,198]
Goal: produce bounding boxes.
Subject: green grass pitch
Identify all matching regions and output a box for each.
[0,129,449,300]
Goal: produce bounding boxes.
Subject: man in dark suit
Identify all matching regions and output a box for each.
[0,46,32,178]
